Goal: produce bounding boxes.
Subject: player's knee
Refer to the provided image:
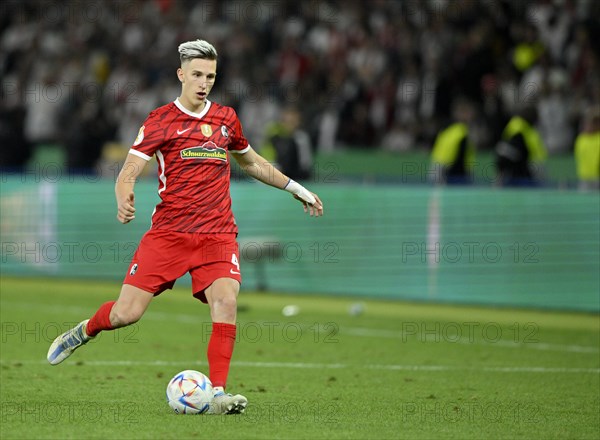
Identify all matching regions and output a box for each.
[211,294,237,322]
[206,278,239,322]
[214,294,237,312]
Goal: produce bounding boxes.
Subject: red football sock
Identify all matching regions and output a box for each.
[86,301,116,337]
[207,322,237,389]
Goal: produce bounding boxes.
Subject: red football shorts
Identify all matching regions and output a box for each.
[123,229,242,303]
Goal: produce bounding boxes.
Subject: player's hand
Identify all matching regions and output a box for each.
[294,192,324,217]
[117,192,136,223]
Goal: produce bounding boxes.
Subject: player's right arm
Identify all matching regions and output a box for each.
[115,153,148,224]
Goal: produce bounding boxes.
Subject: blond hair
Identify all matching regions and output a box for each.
[178,40,218,64]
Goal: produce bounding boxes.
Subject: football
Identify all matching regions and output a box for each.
[166,370,214,414]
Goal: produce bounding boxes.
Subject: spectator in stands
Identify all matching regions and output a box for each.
[495,106,547,187]
[62,83,114,171]
[574,108,600,191]
[537,67,576,154]
[261,106,313,181]
[23,70,64,154]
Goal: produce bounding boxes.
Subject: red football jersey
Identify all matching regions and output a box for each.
[129,98,250,233]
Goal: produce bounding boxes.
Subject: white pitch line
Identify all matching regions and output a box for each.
[1,359,598,374]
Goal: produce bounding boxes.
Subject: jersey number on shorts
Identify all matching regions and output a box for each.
[231,253,240,274]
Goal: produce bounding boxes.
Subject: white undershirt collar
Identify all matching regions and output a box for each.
[174,98,212,119]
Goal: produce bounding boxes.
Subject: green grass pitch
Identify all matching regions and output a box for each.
[1,277,598,439]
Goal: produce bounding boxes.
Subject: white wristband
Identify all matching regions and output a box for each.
[284,179,316,205]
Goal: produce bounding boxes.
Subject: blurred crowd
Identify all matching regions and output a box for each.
[1,0,599,174]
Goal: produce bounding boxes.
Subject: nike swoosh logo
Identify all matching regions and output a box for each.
[177,128,192,135]
[230,269,240,275]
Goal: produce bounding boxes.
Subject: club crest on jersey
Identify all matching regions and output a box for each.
[130,264,138,276]
[221,125,229,138]
[133,126,145,146]
[201,124,213,137]
[180,141,227,161]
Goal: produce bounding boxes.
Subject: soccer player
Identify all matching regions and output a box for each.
[47,40,323,415]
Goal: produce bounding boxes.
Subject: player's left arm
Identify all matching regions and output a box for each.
[232,146,324,217]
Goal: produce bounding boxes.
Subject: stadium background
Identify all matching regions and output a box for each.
[1,0,599,312]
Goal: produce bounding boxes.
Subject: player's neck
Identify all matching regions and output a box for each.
[178,96,207,114]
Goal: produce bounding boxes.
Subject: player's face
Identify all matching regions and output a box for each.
[177,58,217,112]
